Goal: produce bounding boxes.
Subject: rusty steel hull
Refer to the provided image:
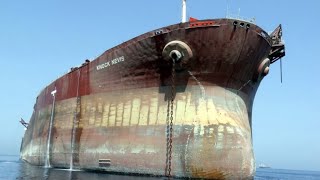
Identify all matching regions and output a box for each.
[21,18,274,179]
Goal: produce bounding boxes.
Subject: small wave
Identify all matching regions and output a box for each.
[56,168,82,172]
[0,160,19,163]
[42,167,82,172]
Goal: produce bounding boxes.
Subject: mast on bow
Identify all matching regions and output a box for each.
[182,0,187,23]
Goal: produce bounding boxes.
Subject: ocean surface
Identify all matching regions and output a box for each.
[1,155,319,180]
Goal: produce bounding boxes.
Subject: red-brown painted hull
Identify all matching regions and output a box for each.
[21,18,279,179]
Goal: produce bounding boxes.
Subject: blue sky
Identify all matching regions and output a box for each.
[0,0,319,171]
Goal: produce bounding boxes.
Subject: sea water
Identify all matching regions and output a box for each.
[1,155,320,180]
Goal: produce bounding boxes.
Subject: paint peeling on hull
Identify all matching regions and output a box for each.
[22,86,255,179]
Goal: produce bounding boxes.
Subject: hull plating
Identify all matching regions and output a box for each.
[21,18,274,179]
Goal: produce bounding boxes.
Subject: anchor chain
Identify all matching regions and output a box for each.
[166,56,176,178]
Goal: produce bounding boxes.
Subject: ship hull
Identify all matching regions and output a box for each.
[21,18,274,179]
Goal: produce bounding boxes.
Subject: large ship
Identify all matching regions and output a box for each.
[20,1,285,179]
